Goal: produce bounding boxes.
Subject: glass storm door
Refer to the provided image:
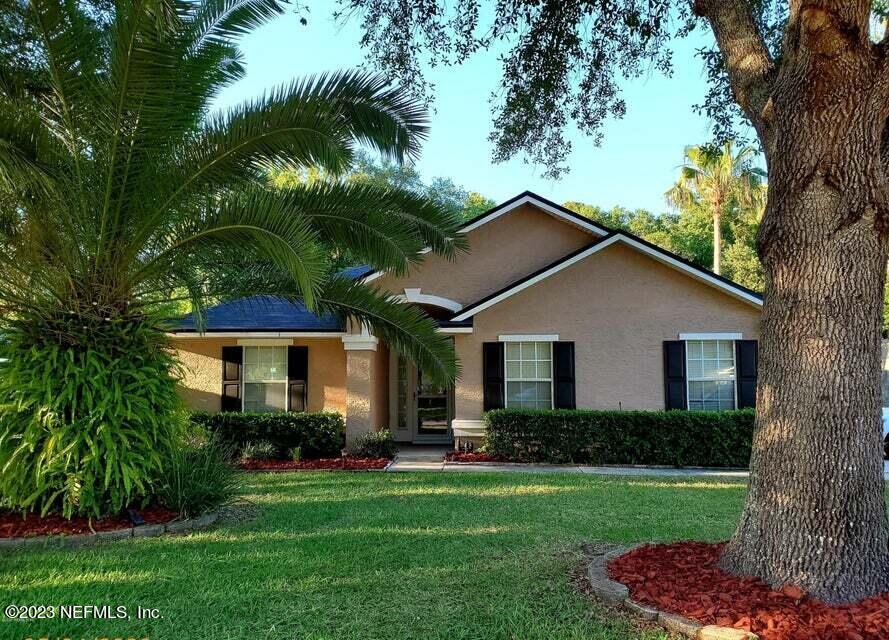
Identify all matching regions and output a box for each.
[415,368,451,437]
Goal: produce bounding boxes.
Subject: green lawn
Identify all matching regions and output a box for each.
[1,472,749,640]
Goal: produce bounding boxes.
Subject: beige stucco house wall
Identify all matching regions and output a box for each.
[171,192,762,448]
[175,337,348,414]
[453,243,761,422]
[374,202,596,306]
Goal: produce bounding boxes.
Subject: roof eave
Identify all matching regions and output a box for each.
[361,191,611,284]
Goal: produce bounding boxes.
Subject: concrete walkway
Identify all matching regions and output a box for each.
[389,447,889,479]
[388,459,751,477]
[389,444,452,472]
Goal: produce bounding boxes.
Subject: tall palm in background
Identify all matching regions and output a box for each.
[0,0,463,517]
[665,142,766,276]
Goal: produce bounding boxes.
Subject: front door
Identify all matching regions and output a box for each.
[392,355,454,443]
[415,367,451,440]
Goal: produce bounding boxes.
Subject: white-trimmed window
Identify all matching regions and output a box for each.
[243,346,287,412]
[505,341,553,409]
[686,339,736,411]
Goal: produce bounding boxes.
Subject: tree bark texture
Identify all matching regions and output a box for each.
[713,210,722,274]
[698,0,889,602]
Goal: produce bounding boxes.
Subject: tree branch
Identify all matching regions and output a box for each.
[694,0,776,149]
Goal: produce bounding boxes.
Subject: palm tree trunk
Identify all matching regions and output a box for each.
[712,209,722,274]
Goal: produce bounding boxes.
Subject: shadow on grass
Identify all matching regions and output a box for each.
[2,472,734,640]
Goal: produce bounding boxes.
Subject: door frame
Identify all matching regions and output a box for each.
[389,352,453,444]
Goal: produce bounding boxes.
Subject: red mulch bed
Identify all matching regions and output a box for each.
[239,456,390,471]
[609,541,889,640]
[0,506,178,539]
[444,451,506,463]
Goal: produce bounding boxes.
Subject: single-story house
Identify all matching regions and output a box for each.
[171,191,762,447]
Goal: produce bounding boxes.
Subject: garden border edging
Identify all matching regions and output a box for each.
[0,511,221,552]
[586,544,758,640]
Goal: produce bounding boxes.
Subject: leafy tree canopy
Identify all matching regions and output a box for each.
[564,188,764,292]
[335,0,788,177]
[271,150,496,221]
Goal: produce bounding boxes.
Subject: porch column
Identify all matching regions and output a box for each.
[342,331,379,445]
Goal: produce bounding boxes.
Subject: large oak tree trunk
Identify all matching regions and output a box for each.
[717,4,889,600]
[719,177,889,603]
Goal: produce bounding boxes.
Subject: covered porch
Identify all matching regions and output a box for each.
[344,328,455,446]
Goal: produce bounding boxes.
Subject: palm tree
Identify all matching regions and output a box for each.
[0,0,463,517]
[665,142,766,275]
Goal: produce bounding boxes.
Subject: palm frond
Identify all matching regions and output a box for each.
[318,277,458,385]
[26,0,101,147]
[154,70,430,218]
[134,186,327,308]
[187,0,287,49]
[2,1,457,384]
[277,180,465,274]
[0,104,60,201]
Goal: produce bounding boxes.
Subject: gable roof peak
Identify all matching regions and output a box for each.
[459,191,611,236]
[450,230,763,321]
[361,191,609,283]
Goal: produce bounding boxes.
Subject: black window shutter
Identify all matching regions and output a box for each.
[553,341,576,409]
[663,340,687,410]
[221,346,242,412]
[735,340,758,409]
[288,346,309,412]
[482,342,505,411]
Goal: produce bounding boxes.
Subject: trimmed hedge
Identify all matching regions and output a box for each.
[485,409,755,467]
[190,411,345,459]
[348,429,398,459]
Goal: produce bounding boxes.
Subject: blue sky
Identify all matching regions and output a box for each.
[215,3,739,213]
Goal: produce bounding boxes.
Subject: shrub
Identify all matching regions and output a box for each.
[349,429,398,459]
[190,411,344,459]
[155,439,241,519]
[0,316,182,518]
[289,446,302,462]
[241,441,278,460]
[485,409,756,467]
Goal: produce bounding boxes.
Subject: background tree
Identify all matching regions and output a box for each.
[564,190,766,292]
[722,198,766,291]
[271,151,495,221]
[665,142,766,275]
[0,0,112,90]
[0,0,463,517]
[339,0,889,602]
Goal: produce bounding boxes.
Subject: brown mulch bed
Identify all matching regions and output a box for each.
[608,541,889,640]
[0,506,178,539]
[444,452,507,463]
[239,456,390,471]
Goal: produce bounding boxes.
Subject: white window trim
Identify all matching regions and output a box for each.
[498,334,559,342]
[684,338,738,411]
[241,345,290,412]
[504,341,555,410]
[237,338,293,346]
